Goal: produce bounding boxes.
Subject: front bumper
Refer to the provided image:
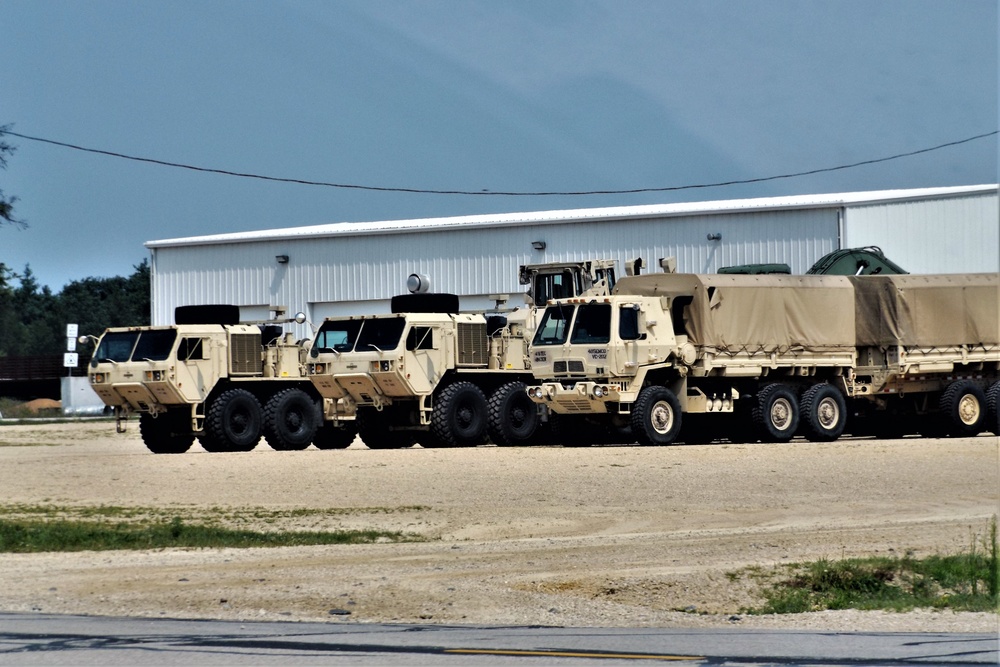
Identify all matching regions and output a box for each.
[525,381,620,414]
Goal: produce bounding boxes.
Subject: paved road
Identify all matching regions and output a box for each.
[0,613,996,666]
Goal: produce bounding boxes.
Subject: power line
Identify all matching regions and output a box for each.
[3,129,996,197]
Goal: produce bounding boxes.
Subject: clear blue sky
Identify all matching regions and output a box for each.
[2,0,997,291]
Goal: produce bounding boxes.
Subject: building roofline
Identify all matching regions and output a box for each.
[146,184,999,249]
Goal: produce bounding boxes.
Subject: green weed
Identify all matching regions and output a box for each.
[737,517,999,614]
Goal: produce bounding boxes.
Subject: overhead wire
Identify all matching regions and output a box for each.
[2,129,996,197]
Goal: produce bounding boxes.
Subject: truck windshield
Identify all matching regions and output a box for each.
[356,318,406,352]
[570,304,611,344]
[315,320,364,353]
[94,329,177,363]
[532,270,580,306]
[532,304,574,346]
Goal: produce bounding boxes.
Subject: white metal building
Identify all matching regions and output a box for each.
[147,184,999,327]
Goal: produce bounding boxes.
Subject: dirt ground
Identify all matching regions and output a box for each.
[0,421,997,633]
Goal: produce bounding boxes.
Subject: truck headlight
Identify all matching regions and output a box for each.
[90,373,105,384]
[309,363,326,375]
[593,385,606,398]
[527,386,544,399]
[144,370,163,381]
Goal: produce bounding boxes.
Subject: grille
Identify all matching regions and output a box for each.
[229,333,262,375]
[561,398,593,412]
[457,322,488,366]
[553,360,586,374]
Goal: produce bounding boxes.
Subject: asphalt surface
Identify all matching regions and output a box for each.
[0,613,996,666]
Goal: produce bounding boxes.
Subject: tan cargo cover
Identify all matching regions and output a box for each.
[849,273,1000,347]
[613,274,856,354]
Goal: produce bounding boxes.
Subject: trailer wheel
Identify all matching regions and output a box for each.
[985,381,1000,436]
[313,421,358,450]
[138,411,194,454]
[263,388,320,451]
[752,383,799,443]
[487,381,538,446]
[357,407,417,449]
[631,386,682,446]
[939,380,987,437]
[799,383,846,442]
[205,388,262,452]
[431,381,488,447]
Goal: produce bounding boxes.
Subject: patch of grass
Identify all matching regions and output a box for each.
[0,503,427,552]
[0,398,40,420]
[0,516,415,552]
[737,517,999,614]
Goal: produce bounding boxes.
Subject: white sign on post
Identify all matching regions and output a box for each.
[63,352,79,368]
[66,323,79,339]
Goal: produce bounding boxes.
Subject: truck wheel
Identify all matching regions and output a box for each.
[631,386,682,446]
[138,411,194,454]
[487,381,539,446]
[313,421,358,450]
[799,383,846,442]
[431,381,488,447]
[985,381,1000,436]
[205,388,262,452]
[939,380,987,437]
[752,383,799,443]
[263,388,320,451]
[357,407,417,449]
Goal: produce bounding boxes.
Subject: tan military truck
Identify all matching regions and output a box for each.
[306,292,536,448]
[526,271,1000,445]
[846,272,1000,438]
[86,305,355,453]
[525,273,861,445]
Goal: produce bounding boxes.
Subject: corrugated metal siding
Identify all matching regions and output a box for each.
[150,207,839,325]
[843,192,999,273]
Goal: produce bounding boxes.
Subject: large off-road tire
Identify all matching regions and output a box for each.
[138,410,194,454]
[630,385,682,446]
[263,388,320,451]
[204,388,262,452]
[430,381,488,447]
[986,381,1000,436]
[799,383,847,442]
[356,407,417,450]
[313,421,358,450]
[487,381,538,446]
[752,383,799,443]
[938,379,987,437]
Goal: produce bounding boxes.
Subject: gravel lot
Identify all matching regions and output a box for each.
[0,421,997,632]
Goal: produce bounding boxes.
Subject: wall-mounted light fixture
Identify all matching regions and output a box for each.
[276,254,289,264]
[706,233,722,241]
[531,240,546,250]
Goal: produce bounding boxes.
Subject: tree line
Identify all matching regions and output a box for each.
[0,261,150,357]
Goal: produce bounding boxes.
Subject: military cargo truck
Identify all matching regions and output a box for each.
[525,271,1000,445]
[525,273,859,445]
[86,305,355,453]
[306,293,536,448]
